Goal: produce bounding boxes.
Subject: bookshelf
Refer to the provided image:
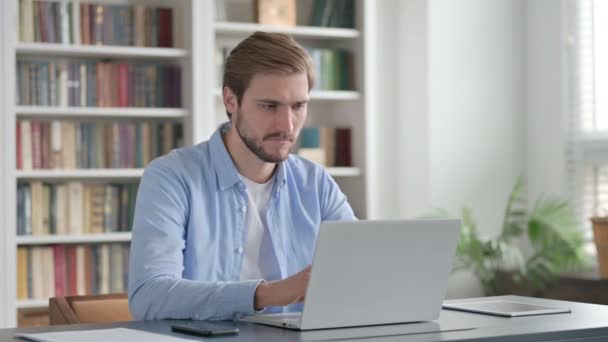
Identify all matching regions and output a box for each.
[0,0,375,327]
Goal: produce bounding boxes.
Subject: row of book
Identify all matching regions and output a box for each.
[17,182,138,236]
[19,0,174,47]
[308,49,354,91]
[310,0,355,28]
[17,243,130,300]
[16,120,183,170]
[16,61,182,107]
[298,127,352,167]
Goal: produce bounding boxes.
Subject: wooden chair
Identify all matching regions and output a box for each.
[49,293,132,325]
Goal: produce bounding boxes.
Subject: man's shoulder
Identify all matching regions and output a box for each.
[146,142,210,176]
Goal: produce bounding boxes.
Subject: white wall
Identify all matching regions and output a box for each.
[373,0,526,234]
[525,0,568,200]
[369,0,431,219]
[428,0,525,237]
[372,0,526,298]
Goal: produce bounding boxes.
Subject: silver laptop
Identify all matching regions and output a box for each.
[241,219,461,330]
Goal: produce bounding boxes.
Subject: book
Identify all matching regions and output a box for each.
[30,182,43,236]
[68,182,83,235]
[53,245,66,297]
[20,121,33,170]
[17,248,29,300]
[335,127,352,166]
[255,0,296,27]
[310,0,355,28]
[76,245,87,295]
[54,184,68,235]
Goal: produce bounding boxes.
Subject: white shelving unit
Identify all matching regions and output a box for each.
[15,106,188,119]
[0,0,375,326]
[16,169,145,180]
[16,42,189,58]
[16,233,132,246]
[16,299,48,310]
[213,88,360,101]
[214,21,360,39]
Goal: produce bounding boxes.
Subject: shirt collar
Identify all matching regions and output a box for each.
[209,122,287,191]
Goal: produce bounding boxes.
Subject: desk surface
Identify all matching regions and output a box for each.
[4,296,608,342]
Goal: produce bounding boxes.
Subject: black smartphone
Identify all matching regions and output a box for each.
[171,322,239,337]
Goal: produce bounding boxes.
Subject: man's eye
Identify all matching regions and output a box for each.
[261,103,276,110]
[294,103,305,110]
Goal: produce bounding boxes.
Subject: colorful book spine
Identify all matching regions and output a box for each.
[17,182,140,236]
[17,243,130,300]
[16,120,183,170]
[17,61,181,108]
[18,1,174,47]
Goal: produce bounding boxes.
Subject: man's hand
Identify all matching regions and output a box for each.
[254,266,311,310]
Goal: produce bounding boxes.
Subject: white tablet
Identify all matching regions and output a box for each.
[442,300,571,317]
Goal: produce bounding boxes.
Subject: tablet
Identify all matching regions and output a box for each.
[442,300,571,317]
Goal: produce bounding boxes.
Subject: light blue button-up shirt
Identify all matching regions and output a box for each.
[128,123,356,320]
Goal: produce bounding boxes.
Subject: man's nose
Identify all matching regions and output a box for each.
[276,105,294,133]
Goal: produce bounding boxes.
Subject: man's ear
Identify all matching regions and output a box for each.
[223,86,238,117]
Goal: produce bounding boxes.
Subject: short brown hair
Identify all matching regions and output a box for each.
[222,31,315,120]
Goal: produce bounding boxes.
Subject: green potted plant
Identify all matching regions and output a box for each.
[432,177,590,295]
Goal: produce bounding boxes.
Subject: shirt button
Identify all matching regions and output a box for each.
[241,206,247,213]
[235,247,243,254]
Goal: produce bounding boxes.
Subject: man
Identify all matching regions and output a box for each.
[128,31,356,320]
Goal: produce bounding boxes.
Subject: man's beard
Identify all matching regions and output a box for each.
[235,109,294,163]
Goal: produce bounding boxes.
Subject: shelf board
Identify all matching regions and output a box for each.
[16,233,132,246]
[327,167,361,177]
[215,22,360,39]
[16,106,188,119]
[16,168,358,179]
[16,299,48,310]
[213,88,360,101]
[16,43,188,58]
[16,169,144,180]
[309,90,360,101]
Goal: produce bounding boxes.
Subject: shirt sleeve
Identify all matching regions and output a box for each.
[319,169,357,221]
[128,156,263,320]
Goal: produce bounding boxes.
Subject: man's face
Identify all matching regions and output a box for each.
[232,72,309,163]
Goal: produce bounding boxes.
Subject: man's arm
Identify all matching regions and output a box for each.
[320,170,357,221]
[128,157,262,320]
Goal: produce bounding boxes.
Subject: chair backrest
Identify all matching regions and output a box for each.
[49,293,132,325]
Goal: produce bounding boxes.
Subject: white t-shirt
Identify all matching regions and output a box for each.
[239,175,281,282]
